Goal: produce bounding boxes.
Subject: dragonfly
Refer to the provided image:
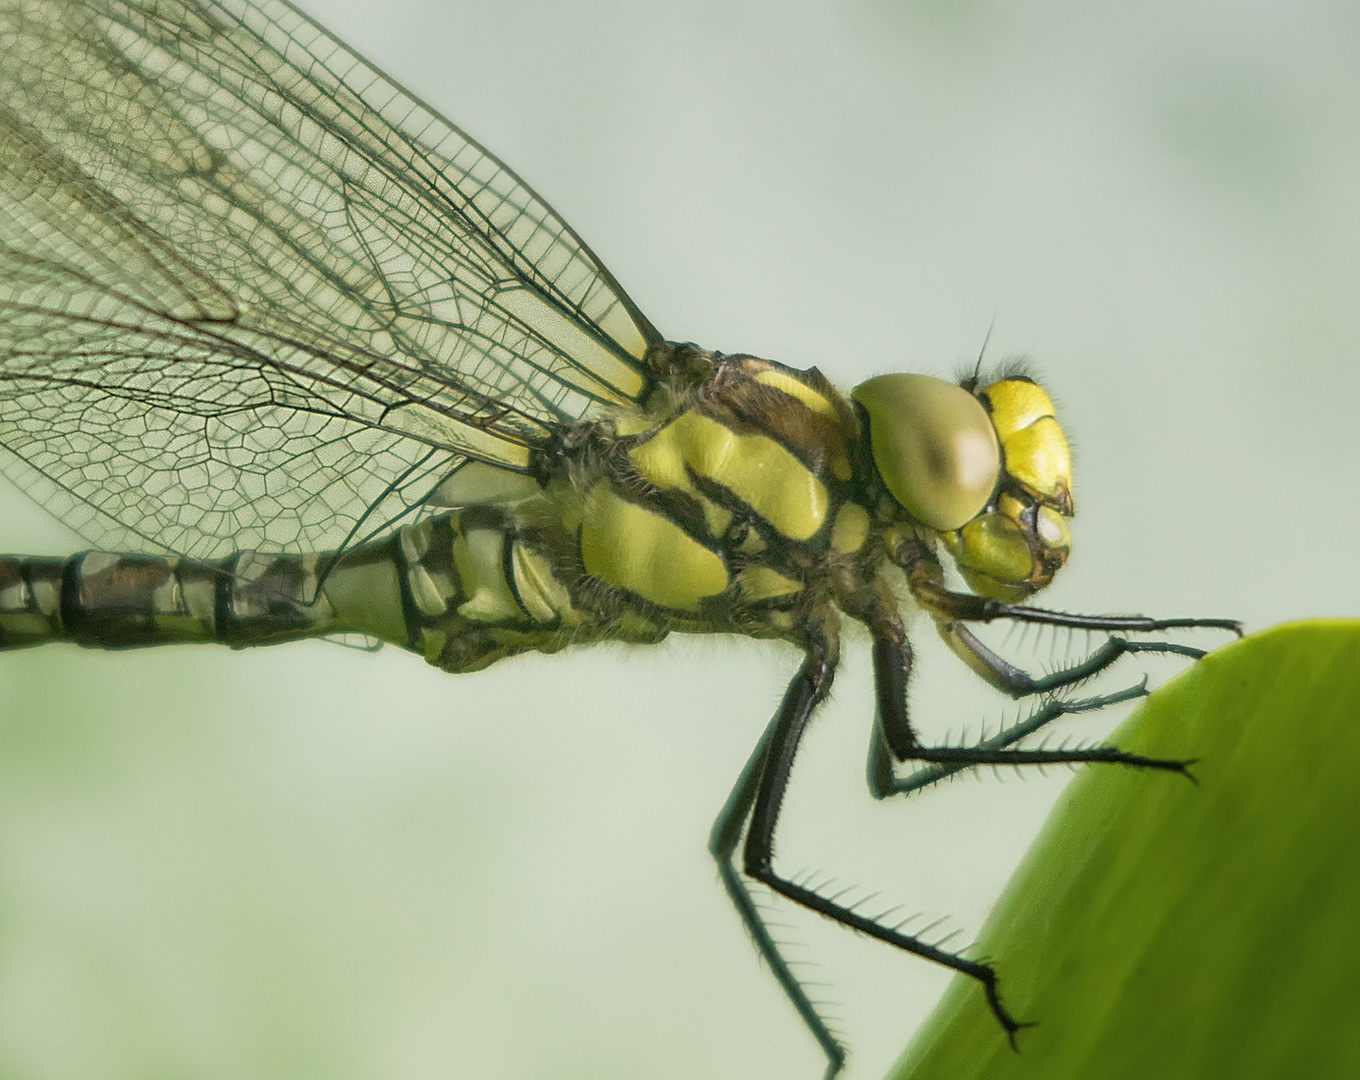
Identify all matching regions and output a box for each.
[0,1,1239,1075]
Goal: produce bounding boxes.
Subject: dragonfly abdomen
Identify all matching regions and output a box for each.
[0,516,561,665]
[0,548,405,651]
[0,507,604,669]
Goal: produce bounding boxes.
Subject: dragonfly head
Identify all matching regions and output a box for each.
[852,372,1074,602]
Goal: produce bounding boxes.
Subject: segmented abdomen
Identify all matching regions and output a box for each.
[0,511,583,670]
[0,549,378,650]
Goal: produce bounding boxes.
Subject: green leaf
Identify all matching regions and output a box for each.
[890,620,1360,1080]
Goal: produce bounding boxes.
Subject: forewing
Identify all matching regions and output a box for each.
[0,0,659,558]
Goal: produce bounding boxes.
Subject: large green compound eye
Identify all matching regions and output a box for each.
[852,374,1001,531]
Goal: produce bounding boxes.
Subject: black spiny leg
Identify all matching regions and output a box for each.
[871,634,1193,784]
[734,625,1032,1057]
[867,677,1156,799]
[710,671,847,1080]
[896,541,1241,700]
[860,628,1194,1039]
[715,601,1217,1073]
[940,619,1212,699]
[867,625,1166,798]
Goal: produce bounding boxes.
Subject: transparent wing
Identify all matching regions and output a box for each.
[0,0,660,558]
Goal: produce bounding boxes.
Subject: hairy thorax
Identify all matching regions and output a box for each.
[408,351,892,673]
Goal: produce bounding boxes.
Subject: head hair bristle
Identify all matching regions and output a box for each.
[957,355,1040,392]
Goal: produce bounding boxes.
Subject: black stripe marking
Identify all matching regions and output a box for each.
[390,526,423,651]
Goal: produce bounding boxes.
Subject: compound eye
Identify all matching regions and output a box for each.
[852,374,1000,531]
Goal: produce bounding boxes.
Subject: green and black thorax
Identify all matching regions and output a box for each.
[544,347,881,628]
[396,344,882,671]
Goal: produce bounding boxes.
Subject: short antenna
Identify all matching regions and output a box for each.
[968,311,1000,386]
[964,313,997,391]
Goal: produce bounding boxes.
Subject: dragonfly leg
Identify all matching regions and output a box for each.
[892,540,1240,697]
[938,618,1211,699]
[867,632,1193,802]
[740,630,1034,1051]
[886,543,1236,698]
[867,680,1156,798]
[709,663,847,1080]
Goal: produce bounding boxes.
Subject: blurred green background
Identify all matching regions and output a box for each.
[0,1,1357,1079]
